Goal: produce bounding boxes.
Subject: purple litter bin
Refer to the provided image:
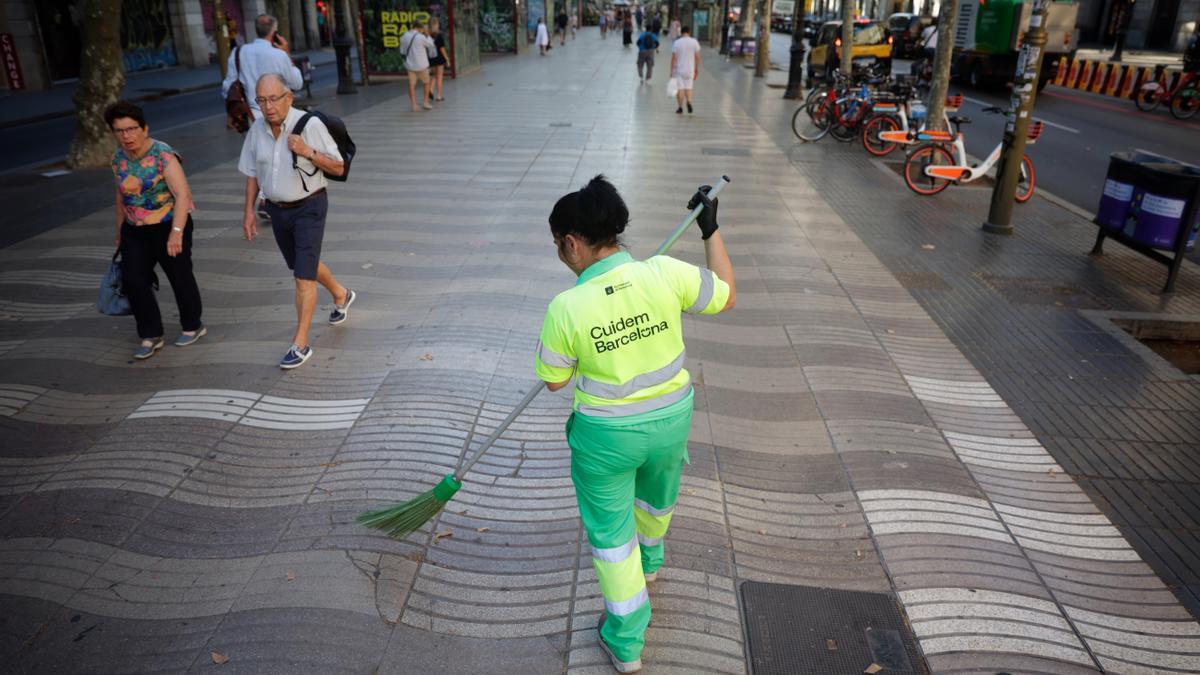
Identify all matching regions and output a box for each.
[1131,163,1200,251]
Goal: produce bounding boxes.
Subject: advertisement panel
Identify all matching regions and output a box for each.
[360,0,453,75]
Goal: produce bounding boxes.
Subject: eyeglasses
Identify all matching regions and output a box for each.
[111,125,143,136]
[254,93,290,107]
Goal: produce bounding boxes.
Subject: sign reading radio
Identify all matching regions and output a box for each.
[1,33,24,91]
[591,313,670,353]
[379,10,432,47]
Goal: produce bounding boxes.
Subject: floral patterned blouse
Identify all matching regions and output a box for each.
[112,140,179,226]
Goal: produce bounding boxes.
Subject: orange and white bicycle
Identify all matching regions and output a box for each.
[902,106,1042,202]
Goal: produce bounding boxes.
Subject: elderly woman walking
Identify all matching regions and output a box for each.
[107,100,204,360]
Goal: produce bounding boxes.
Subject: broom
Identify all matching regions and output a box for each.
[357,175,732,539]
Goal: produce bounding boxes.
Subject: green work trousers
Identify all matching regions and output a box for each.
[566,404,692,663]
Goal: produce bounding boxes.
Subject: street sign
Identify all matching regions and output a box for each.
[1,33,24,91]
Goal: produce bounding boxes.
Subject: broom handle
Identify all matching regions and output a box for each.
[453,175,732,482]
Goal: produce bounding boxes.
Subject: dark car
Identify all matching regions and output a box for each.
[887,12,932,59]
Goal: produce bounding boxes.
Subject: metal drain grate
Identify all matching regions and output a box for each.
[740,582,925,675]
[977,273,1109,309]
[701,147,752,157]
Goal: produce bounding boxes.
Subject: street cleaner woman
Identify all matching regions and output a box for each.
[534,176,735,673]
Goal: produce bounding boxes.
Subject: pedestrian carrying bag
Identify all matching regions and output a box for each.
[667,76,680,97]
[291,110,357,191]
[98,250,131,316]
[225,46,254,134]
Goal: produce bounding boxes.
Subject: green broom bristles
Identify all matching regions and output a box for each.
[357,474,463,539]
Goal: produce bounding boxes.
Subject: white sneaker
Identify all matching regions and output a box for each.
[597,614,642,673]
[644,570,658,583]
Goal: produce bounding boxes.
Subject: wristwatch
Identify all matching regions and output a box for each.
[171,226,183,233]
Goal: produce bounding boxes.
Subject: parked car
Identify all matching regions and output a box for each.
[808,20,892,80]
[887,12,932,59]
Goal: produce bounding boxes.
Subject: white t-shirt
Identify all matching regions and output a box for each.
[672,36,701,77]
[237,106,343,203]
[536,23,550,46]
[401,30,435,70]
[921,25,938,50]
[220,38,303,112]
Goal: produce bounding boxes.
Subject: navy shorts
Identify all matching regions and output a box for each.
[266,192,327,280]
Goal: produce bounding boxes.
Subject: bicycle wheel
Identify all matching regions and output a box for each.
[862,114,901,156]
[1169,89,1199,120]
[1015,154,1035,203]
[829,101,860,142]
[904,144,955,196]
[793,99,832,142]
[1135,87,1162,112]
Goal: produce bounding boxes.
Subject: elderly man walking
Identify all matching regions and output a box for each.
[221,15,302,118]
[238,74,357,369]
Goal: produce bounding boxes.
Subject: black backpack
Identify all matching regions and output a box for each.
[291,110,356,191]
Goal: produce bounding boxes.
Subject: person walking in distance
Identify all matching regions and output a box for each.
[635,5,644,31]
[636,26,659,83]
[429,18,449,102]
[536,17,550,55]
[600,12,608,39]
[570,12,578,39]
[556,9,569,46]
[667,17,681,42]
[401,22,436,111]
[650,12,662,37]
[670,26,700,114]
[107,101,205,360]
[535,177,735,674]
[220,14,302,119]
[238,74,357,370]
[622,14,634,47]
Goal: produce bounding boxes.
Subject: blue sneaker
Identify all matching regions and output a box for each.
[174,325,207,347]
[133,338,164,360]
[280,344,313,369]
[329,289,357,325]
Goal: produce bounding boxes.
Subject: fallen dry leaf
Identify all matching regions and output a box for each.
[855,549,863,559]
[865,664,883,674]
[419,353,434,361]
[921,244,935,250]
[826,638,838,651]
[434,530,453,541]
[757,529,767,535]
[361,262,373,269]
[286,570,296,581]
[211,651,230,665]
[476,527,490,533]
[321,461,342,468]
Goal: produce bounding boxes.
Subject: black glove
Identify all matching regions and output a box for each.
[687,185,719,240]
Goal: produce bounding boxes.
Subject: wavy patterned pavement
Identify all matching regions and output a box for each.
[3,33,1200,673]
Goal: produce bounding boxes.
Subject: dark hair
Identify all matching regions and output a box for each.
[104,100,146,129]
[549,175,629,249]
[682,25,691,34]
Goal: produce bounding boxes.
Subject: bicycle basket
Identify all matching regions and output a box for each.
[944,93,963,110]
[1026,120,1044,144]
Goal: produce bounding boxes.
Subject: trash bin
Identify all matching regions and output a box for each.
[1131,161,1200,251]
[1096,151,1154,230]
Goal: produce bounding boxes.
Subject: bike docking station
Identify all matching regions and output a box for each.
[1091,151,1200,295]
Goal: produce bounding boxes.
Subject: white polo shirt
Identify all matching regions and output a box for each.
[237,106,342,203]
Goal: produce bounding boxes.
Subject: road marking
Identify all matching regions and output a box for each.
[1042,89,1200,130]
[961,95,1080,133]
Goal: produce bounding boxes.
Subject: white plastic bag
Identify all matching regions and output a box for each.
[666,76,679,97]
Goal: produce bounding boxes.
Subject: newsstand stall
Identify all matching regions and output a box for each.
[1091,151,1200,294]
[359,0,482,78]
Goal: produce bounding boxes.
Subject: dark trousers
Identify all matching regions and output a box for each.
[120,217,203,339]
[637,50,655,80]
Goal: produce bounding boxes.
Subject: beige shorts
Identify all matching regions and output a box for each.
[676,75,694,91]
[407,68,430,85]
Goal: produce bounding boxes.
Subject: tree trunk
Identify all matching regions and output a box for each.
[756,0,772,75]
[268,0,292,45]
[66,0,124,170]
[738,0,756,36]
[925,0,960,131]
[840,0,854,75]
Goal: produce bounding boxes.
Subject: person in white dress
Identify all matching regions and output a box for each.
[536,17,550,55]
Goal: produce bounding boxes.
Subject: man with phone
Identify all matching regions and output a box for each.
[221,14,303,117]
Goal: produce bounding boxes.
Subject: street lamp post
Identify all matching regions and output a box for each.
[783,3,807,97]
[1110,0,1134,62]
[333,0,357,94]
[982,0,1048,235]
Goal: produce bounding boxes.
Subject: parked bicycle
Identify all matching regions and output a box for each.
[902,106,1042,202]
[1135,64,1198,120]
[861,92,963,157]
[793,63,891,143]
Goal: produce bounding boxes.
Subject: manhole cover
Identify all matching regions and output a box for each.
[741,582,925,675]
[893,270,951,291]
[701,147,752,157]
[977,273,1109,309]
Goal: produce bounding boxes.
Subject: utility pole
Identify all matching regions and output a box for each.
[333,0,357,93]
[983,0,1048,235]
[214,0,230,79]
[840,0,853,75]
[756,0,773,75]
[783,0,808,97]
